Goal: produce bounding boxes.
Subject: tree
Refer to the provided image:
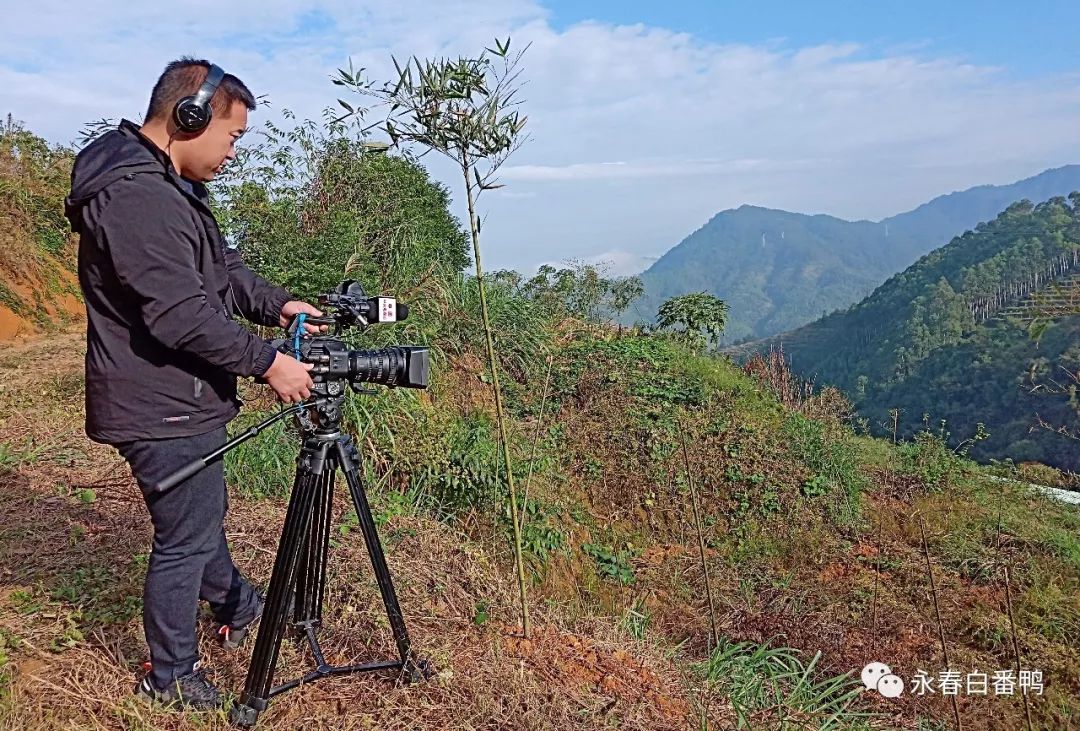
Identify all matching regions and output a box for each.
[608,275,645,320]
[222,144,469,304]
[337,38,534,635]
[517,260,643,322]
[656,292,728,351]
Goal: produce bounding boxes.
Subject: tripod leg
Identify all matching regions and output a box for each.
[334,437,419,677]
[295,467,334,626]
[231,441,330,728]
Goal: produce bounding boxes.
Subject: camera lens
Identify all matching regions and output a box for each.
[348,346,429,388]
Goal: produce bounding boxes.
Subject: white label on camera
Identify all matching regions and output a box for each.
[378,297,397,322]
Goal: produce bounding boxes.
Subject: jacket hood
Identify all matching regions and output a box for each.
[64,119,171,232]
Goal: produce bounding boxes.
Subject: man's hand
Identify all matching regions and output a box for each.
[263,352,315,403]
[280,300,328,333]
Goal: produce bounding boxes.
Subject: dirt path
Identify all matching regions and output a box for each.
[986,474,1080,506]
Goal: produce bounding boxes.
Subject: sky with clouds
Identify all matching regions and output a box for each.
[5,1,1080,275]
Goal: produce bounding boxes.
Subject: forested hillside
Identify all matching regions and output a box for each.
[630,166,1080,342]
[735,196,1080,470]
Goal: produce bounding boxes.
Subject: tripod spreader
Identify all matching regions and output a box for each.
[154,399,329,492]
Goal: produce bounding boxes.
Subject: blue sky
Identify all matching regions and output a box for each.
[4,1,1080,275]
[546,0,1080,77]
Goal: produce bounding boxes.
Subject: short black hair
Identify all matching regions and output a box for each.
[145,57,256,123]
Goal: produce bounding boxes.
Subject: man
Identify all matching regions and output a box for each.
[65,58,317,710]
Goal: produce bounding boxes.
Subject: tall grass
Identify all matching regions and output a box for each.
[223,411,298,499]
[695,638,872,730]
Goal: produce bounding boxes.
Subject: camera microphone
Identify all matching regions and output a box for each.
[318,280,409,325]
[368,297,408,323]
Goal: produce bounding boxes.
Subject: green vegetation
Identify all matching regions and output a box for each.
[217,136,470,304]
[582,542,636,585]
[501,261,643,323]
[742,196,1080,470]
[783,412,866,526]
[656,291,729,351]
[0,116,81,323]
[695,639,869,730]
[222,409,299,499]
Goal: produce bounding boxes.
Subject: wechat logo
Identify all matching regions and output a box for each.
[862,661,904,698]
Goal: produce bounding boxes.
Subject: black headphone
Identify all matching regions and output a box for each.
[173,63,225,134]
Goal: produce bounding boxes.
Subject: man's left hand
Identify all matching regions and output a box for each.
[280,300,328,333]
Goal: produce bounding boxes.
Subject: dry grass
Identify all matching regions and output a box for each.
[3,329,1079,730]
[0,330,697,730]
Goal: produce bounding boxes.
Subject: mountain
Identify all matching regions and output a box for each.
[629,165,1080,342]
[732,195,1080,471]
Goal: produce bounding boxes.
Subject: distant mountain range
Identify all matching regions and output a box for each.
[732,196,1080,471]
[628,165,1080,342]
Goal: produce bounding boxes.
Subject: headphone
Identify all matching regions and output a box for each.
[173,63,225,134]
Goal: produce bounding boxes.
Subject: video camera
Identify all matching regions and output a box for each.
[271,280,429,398]
[157,280,428,490]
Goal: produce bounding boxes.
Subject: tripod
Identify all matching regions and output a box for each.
[158,397,428,727]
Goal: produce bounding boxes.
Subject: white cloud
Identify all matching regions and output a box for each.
[5,2,1080,275]
[502,161,630,181]
[578,250,660,277]
[501,157,828,181]
[534,249,658,277]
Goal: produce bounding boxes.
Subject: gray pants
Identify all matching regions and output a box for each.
[117,426,260,689]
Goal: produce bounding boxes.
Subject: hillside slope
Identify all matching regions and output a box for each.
[630,165,1080,342]
[0,120,82,340]
[1,328,1077,729]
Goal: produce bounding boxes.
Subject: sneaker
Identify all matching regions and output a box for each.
[135,661,223,711]
[217,591,295,650]
[217,598,263,651]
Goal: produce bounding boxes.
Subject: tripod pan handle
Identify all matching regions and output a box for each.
[156,458,207,492]
[153,400,325,492]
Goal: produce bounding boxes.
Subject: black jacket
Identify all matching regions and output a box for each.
[66,119,290,444]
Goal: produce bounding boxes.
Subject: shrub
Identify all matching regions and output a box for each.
[783,413,866,526]
[897,420,987,490]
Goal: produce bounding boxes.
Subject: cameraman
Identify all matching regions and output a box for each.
[65,58,318,710]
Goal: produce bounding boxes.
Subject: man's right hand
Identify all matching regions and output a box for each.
[263,352,315,403]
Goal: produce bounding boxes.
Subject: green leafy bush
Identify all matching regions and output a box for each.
[582,542,636,585]
[897,420,987,489]
[783,413,866,524]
